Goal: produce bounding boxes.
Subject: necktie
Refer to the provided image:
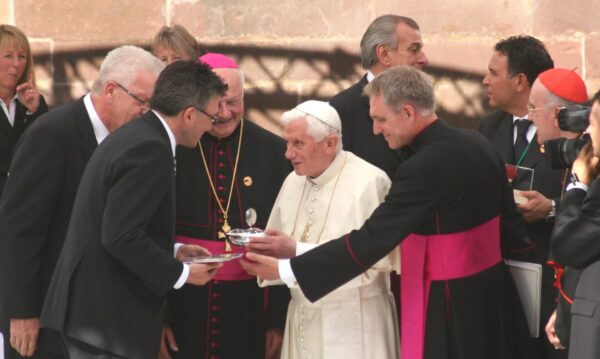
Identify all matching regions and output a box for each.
[514,119,531,164]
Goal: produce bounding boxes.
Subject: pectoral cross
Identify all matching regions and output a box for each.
[218,217,232,252]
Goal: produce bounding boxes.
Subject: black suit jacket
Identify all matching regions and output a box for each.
[291,120,531,301]
[41,112,183,359]
[0,98,95,322]
[330,75,404,178]
[0,96,47,194]
[551,181,600,358]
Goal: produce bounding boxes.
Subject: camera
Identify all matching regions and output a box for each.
[543,105,591,169]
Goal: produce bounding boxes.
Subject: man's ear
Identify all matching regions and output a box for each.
[403,103,417,123]
[552,106,562,128]
[375,44,392,67]
[104,81,118,103]
[515,73,530,92]
[181,107,195,128]
[325,134,339,154]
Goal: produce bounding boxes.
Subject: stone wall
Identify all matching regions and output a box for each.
[1,0,598,132]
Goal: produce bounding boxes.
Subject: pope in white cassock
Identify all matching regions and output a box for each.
[247,100,400,359]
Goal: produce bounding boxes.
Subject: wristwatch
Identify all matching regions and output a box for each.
[545,199,556,221]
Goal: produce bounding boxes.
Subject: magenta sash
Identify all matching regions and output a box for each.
[176,235,253,281]
[400,216,502,359]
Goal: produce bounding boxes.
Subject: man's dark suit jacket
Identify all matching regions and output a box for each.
[0,98,93,358]
[41,111,184,359]
[0,96,47,195]
[479,110,566,358]
[330,75,403,179]
[551,180,600,359]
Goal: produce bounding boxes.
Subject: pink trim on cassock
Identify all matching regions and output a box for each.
[176,235,253,281]
[400,216,502,359]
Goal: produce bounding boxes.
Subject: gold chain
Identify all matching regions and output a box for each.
[290,153,347,243]
[198,119,244,251]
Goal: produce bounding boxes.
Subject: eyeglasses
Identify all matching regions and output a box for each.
[114,82,149,107]
[195,107,220,124]
[527,103,550,114]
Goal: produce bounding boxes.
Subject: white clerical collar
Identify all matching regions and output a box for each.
[83,93,110,144]
[307,151,346,187]
[152,110,176,157]
[366,71,375,83]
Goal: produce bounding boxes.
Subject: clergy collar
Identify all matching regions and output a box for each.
[307,150,347,187]
[408,119,447,152]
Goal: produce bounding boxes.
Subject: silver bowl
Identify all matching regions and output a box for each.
[226,228,265,246]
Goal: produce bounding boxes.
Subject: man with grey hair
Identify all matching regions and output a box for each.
[330,14,428,179]
[40,60,227,359]
[242,66,534,359]
[0,45,163,359]
[248,100,399,358]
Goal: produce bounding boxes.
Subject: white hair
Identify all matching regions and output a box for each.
[91,45,165,94]
[280,109,342,152]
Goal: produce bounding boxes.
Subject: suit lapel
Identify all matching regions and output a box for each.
[494,112,515,164]
[359,75,369,110]
[520,132,543,169]
[0,103,15,141]
[74,98,99,163]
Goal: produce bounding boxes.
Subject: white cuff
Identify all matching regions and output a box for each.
[566,182,589,192]
[174,242,184,257]
[278,259,297,287]
[174,263,189,289]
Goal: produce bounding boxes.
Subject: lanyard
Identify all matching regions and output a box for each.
[515,140,532,167]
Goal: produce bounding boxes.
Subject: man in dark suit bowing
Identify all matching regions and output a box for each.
[330,14,428,179]
[40,61,228,359]
[242,66,534,359]
[478,35,564,359]
[0,45,163,359]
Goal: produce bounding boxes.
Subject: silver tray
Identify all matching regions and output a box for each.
[183,253,243,264]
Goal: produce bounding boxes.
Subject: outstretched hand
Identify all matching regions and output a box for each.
[240,252,281,281]
[246,229,296,258]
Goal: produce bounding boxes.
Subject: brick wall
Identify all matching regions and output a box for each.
[2,0,598,132]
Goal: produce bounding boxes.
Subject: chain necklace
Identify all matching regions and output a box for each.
[290,153,347,243]
[198,119,244,252]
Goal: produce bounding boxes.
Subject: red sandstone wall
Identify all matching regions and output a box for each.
[1,0,598,131]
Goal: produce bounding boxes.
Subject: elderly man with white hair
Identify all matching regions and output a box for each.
[248,100,399,359]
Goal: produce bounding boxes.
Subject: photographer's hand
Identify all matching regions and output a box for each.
[572,143,600,185]
[516,190,552,222]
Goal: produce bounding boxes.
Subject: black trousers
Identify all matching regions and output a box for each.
[61,335,125,359]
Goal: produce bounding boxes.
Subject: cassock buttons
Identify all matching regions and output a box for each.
[243,176,252,187]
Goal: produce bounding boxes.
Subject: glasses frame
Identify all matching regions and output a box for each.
[527,103,551,114]
[114,82,149,106]
[195,107,220,124]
